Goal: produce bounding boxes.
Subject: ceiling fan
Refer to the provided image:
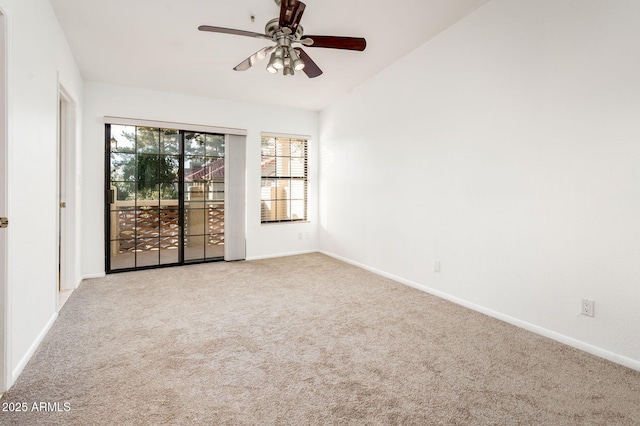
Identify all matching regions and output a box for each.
[198,0,367,78]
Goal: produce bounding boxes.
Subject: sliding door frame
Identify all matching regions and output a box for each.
[104,118,246,273]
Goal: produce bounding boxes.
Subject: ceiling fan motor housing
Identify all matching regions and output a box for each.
[265,18,303,41]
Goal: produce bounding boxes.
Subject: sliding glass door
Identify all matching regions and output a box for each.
[183,131,225,262]
[106,124,226,272]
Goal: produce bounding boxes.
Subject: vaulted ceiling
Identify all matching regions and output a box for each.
[50,0,490,111]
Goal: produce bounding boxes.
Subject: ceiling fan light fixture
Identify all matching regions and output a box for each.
[289,48,305,71]
[278,54,293,76]
[273,58,284,70]
[271,47,285,70]
[267,51,283,71]
[266,61,278,74]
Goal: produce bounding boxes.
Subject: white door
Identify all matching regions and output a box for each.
[57,88,76,307]
[58,96,67,292]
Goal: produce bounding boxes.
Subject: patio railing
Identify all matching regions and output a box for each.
[110,198,224,256]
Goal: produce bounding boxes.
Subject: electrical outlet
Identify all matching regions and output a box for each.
[581,299,594,317]
[298,233,303,240]
[434,260,441,273]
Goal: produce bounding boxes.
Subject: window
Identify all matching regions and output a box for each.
[261,135,308,223]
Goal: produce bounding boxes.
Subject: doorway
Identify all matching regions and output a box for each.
[106,124,238,272]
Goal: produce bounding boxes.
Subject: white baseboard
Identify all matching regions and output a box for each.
[12,312,58,385]
[320,250,640,372]
[246,249,317,261]
[82,272,106,280]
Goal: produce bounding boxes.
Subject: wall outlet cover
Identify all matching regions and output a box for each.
[581,299,595,317]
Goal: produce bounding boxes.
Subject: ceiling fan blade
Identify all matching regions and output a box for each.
[294,48,323,78]
[279,0,306,32]
[279,0,292,27]
[234,46,276,71]
[301,35,367,51]
[289,2,306,32]
[198,25,272,41]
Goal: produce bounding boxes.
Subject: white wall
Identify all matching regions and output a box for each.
[1,0,83,387]
[319,0,640,369]
[81,82,319,277]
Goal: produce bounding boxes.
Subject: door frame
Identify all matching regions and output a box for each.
[0,4,9,393]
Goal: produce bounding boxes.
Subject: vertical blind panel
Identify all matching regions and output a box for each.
[225,134,246,260]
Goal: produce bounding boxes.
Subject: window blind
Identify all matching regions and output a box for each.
[260,135,308,223]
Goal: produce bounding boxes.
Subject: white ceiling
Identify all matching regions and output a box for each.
[50,0,490,111]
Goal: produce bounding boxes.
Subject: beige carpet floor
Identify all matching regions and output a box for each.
[1,253,639,425]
